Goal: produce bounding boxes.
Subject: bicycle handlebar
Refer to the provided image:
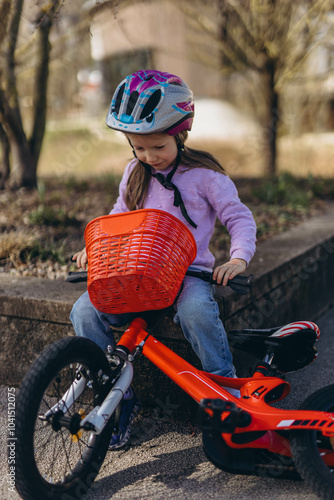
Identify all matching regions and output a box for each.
[66,270,253,295]
[66,271,89,283]
[185,270,253,294]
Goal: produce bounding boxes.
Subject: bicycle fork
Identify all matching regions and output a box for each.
[43,360,134,435]
[81,361,133,434]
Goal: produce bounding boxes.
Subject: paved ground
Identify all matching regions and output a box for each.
[1,303,334,500]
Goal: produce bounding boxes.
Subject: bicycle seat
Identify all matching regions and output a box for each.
[228,321,320,373]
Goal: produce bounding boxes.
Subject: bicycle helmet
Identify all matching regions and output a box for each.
[106,70,194,135]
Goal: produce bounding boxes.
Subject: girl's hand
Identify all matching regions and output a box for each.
[213,258,247,286]
[72,248,88,270]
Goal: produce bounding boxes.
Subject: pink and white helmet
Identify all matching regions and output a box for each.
[106,70,194,135]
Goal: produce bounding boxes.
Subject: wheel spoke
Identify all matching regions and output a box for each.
[34,364,104,483]
[15,337,113,499]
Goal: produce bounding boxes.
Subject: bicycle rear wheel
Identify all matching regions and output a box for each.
[15,336,114,500]
[290,384,334,500]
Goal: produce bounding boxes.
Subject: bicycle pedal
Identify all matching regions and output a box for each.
[199,398,239,434]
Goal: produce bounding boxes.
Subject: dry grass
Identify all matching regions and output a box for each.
[38,124,130,178]
[0,231,37,266]
[188,133,334,179]
[39,124,334,180]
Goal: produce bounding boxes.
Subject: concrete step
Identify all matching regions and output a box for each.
[1,211,334,408]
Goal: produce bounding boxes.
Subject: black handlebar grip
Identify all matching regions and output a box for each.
[66,271,88,283]
[181,270,253,294]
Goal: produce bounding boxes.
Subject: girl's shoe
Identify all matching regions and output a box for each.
[109,391,141,450]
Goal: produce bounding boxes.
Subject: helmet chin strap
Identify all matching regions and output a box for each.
[132,144,197,229]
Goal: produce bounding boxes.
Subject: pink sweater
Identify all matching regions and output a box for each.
[110,160,257,270]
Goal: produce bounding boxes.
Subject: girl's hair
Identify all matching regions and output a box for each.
[125,130,225,211]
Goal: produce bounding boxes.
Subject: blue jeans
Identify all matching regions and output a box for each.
[70,273,236,378]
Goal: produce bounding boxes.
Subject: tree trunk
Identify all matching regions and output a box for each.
[0,0,36,189]
[8,136,36,189]
[29,12,53,172]
[0,90,37,189]
[262,61,279,176]
[0,123,10,189]
[0,0,62,190]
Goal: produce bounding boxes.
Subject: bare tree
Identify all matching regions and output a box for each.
[173,0,334,175]
[0,0,63,189]
[0,0,136,189]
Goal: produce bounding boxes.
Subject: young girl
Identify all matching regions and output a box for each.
[70,70,257,450]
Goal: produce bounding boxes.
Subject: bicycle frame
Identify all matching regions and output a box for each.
[76,316,334,466]
[14,202,334,500]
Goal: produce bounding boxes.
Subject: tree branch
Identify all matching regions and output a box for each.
[0,0,11,47]
[4,0,24,110]
[29,0,63,170]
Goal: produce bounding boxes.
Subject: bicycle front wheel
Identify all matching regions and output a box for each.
[15,336,114,500]
[290,384,334,500]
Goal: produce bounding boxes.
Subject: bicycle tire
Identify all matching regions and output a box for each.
[290,384,334,500]
[15,336,114,500]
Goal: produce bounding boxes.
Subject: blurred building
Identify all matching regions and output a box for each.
[89,0,223,101]
[86,1,334,134]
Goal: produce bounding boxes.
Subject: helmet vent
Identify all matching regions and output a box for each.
[126,91,139,115]
[140,89,161,119]
[113,82,125,114]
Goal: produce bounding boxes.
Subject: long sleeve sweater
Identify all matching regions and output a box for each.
[110,160,257,271]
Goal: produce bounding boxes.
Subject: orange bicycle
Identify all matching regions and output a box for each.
[14,210,334,500]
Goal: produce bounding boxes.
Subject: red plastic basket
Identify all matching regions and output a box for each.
[85,209,197,314]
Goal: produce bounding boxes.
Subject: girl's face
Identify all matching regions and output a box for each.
[127,133,178,171]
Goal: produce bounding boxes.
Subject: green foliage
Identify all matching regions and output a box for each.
[29,205,79,227]
[63,176,89,192]
[247,172,334,240]
[27,240,67,265]
[306,175,334,199]
[29,184,79,227]
[251,172,314,208]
